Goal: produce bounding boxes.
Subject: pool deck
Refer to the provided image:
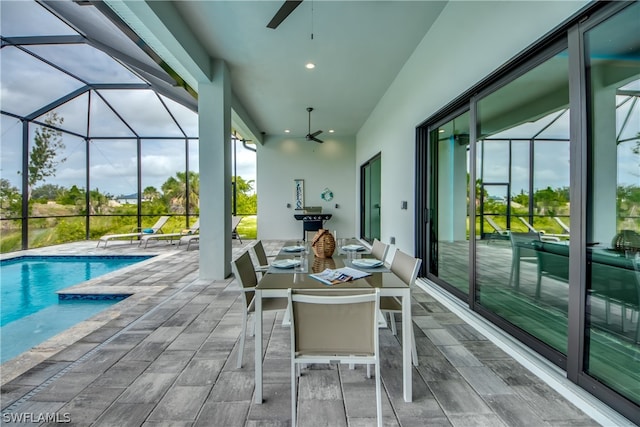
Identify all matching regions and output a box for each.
[0,240,630,426]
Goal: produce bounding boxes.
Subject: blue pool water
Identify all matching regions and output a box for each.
[0,255,151,362]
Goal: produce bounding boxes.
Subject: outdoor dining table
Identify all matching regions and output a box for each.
[253,240,414,404]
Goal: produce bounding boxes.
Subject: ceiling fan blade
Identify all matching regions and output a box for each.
[267,0,303,29]
[310,130,323,138]
[311,136,324,143]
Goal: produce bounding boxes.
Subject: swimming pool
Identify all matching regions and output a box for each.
[0,255,152,363]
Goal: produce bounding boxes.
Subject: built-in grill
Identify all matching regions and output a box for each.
[294,208,332,240]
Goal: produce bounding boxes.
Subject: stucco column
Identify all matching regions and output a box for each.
[438,135,467,241]
[198,59,232,279]
[591,73,617,244]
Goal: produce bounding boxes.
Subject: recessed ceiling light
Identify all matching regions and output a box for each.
[439,129,445,133]
[284,129,290,133]
[329,129,334,133]
[305,62,315,69]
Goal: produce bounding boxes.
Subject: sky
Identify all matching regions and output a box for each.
[0,0,256,198]
[0,0,636,200]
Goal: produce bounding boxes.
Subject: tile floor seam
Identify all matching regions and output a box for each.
[182,283,242,426]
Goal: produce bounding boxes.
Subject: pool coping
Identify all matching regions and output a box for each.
[1,249,177,386]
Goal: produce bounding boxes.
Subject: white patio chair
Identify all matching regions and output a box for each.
[140,219,199,248]
[97,215,170,248]
[289,288,382,427]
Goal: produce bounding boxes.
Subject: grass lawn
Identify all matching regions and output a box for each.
[236,215,257,240]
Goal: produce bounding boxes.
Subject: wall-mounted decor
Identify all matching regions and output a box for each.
[321,188,334,202]
[294,179,305,210]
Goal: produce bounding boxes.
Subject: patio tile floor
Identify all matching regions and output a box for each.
[1,240,603,426]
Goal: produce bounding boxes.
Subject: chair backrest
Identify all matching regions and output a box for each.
[253,240,269,266]
[509,232,541,259]
[517,216,538,233]
[232,215,243,231]
[289,289,379,357]
[188,218,200,232]
[553,216,571,234]
[230,251,257,309]
[151,215,170,232]
[485,216,504,233]
[371,239,389,262]
[390,249,422,286]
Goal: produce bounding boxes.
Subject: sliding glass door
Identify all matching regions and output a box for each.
[427,111,471,296]
[416,2,639,419]
[361,154,381,243]
[475,45,571,357]
[584,1,640,406]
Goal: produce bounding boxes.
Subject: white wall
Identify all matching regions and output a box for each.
[257,135,356,241]
[356,0,589,254]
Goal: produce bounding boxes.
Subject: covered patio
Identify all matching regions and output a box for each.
[2,0,639,424]
[1,241,601,426]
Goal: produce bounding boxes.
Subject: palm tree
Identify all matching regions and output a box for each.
[161,172,199,213]
[143,186,161,201]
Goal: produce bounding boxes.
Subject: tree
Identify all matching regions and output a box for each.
[534,186,568,216]
[161,172,199,213]
[512,191,529,208]
[0,178,21,218]
[57,185,86,206]
[469,177,489,211]
[22,112,66,199]
[233,175,257,214]
[31,184,64,201]
[89,188,108,214]
[143,186,161,201]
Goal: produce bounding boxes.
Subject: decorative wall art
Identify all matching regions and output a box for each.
[294,179,305,210]
[321,188,334,202]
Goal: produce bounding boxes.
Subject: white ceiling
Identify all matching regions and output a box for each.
[165,1,447,140]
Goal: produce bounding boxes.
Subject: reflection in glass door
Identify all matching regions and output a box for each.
[361,154,381,243]
[475,45,571,357]
[585,1,640,406]
[428,111,470,295]
[478,182,511,239]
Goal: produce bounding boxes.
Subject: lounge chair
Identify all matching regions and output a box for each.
[516,217,561,242]
[140,219,200,248]
[232,215,243,243]
[178,233,200,250]
[553,216,571,234]
[96,216,170,248]
[177,215,244,250]
[485,216,510,242]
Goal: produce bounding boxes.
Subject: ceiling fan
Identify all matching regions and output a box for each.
[305,107,323,143]
[267,0,303,29]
